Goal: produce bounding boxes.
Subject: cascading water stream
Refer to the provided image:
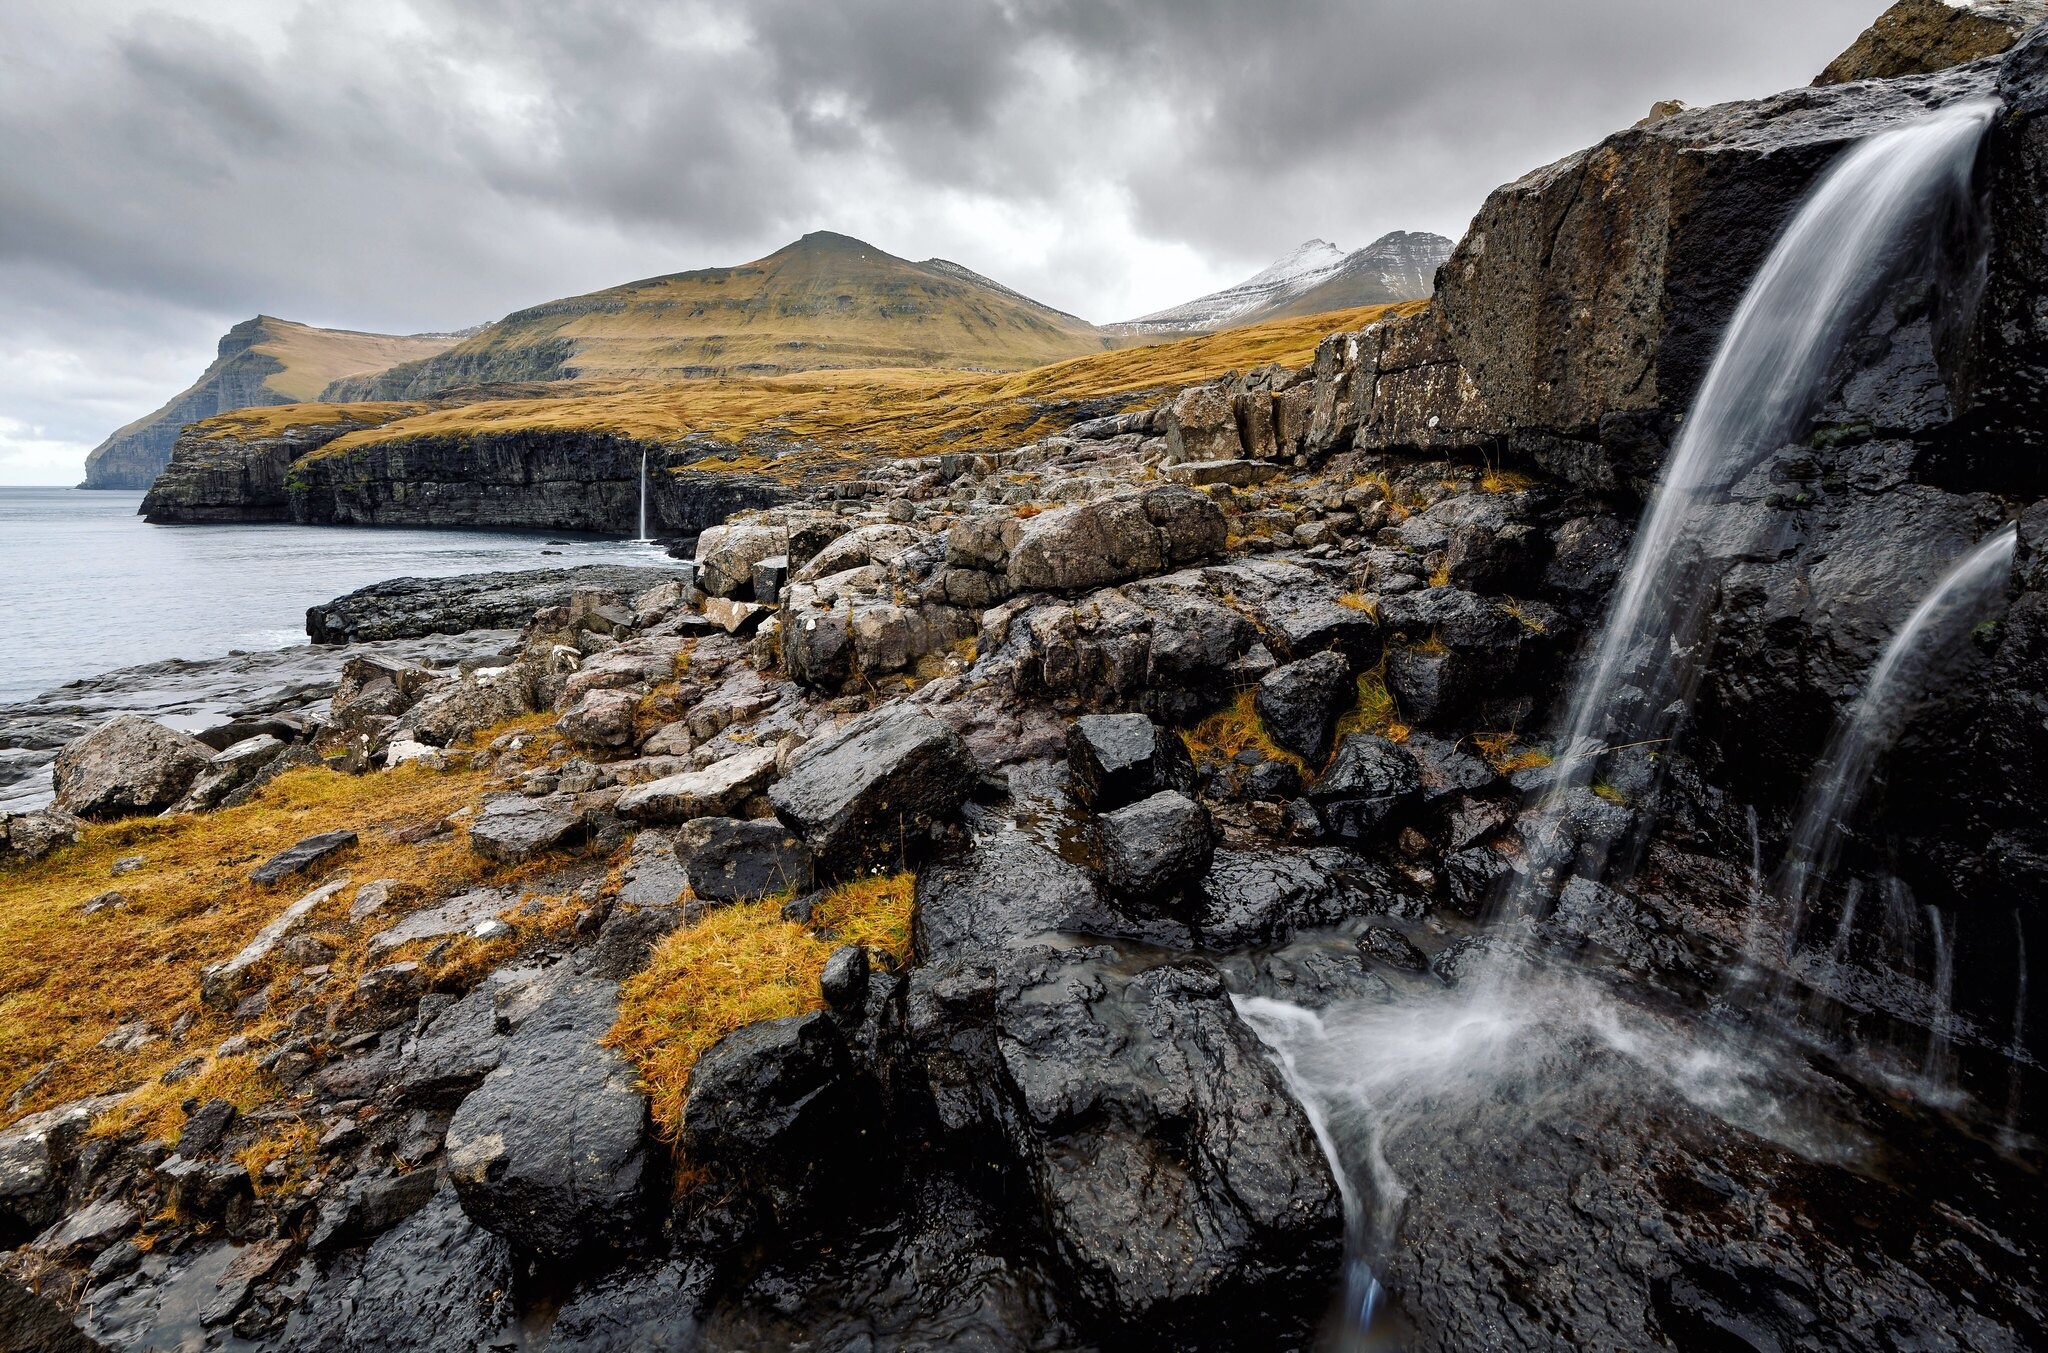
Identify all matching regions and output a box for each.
[637,447,651,543]
[1502,100,1996,920]
[1239,101,1998,1346]
[1765,524,2016,960]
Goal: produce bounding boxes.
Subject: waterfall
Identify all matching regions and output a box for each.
[1505,100,1996,914]
[1770,524,2017,953]
[637,447,650,542]
[1239,101,1998,1345]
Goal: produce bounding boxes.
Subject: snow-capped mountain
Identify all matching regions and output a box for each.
[1114,231,1453,336]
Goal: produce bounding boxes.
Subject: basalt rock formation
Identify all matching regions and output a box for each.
[8,13,2048,1353]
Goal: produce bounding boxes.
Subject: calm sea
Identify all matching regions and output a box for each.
[0,487,669,704]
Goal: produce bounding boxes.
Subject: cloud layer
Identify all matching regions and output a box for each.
[0,0,1882,482]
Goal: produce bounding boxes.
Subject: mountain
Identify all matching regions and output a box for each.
[327,231,1112,401]
[79,317,462,489]
[1112,231,1454,336]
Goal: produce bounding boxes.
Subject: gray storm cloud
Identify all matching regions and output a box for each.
[0,0,1881,481]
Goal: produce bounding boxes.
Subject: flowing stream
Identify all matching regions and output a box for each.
[1240,100,2002,1347]
[1767,523,2016,954]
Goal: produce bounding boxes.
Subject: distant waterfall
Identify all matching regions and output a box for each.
[637,447,650,542]
[1504,99,1996,913]
[1770,524,2016,952]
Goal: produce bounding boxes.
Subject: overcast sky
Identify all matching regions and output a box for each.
[0,0,1885,484]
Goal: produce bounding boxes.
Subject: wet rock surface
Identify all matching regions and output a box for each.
[306,564,681,644]
[9,26,2048,1353]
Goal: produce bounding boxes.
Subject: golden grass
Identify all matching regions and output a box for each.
[1500,598,1549,634]
[608,872,915,1144]
[1337,592,1378,616]
[1185,688,1308,777]
[1333,660,1411,746]
[214,301,1421,487]
[0,715,586,1136]
[236,1121,320,1197]
[246,319,459,403]
[1474,731,1553,776]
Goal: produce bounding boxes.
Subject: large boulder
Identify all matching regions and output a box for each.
[768,707,976,876]
[1,808,80,865]
[51,715,211,819]
[679,816,815,904]
[696,520,783,599]
[617,746,779,823]
[1344,59,2003,489]
[680,1011,862,1224]
[1065,713,1195,811]
[1097,791,1214,900]
[1309,735,1423,843]
[285,1187,516,1352]
[392,664,534,748]
[1255,651,1353,762]
[445,973,656,1258]
[1005,486,1226,594]
[1814,0,2043,86]
[467,794,587,864]
[166,734,287,814]
[906,947,1342,1341]
[0,1097,117,1245]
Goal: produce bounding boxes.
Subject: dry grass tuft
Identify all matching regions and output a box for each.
[1184,689,1308,777]
[608,872,914,1144]
[1474,731,1552,776]
[1337,592,1378,618]
[1499,598,1549,635]
[1333,660,1411,746]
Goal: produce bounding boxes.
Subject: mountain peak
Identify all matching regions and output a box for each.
[1114,232,1450,335]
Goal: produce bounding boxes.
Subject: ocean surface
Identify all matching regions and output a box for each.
[0,486,671,705]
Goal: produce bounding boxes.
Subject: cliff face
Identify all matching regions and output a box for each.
[143,418,785,536]
[1340,61,2001,492]
[81,318,461,490]
[1815,0,2043,84]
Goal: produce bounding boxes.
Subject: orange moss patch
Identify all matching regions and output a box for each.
[0,712,592,1135]
[608,872,915,1145]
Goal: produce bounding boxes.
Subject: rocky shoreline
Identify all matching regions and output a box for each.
[3,16,2046,1352]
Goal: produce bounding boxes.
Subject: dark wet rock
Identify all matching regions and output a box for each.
[157,1157,251,1222]
[682,1010,865,1225]
[1199,558,1381,662]
[584,903,683,982]
[396,983,505,1106]
[1543,514,1632,601]
[0,1274,107,1352]
[820,944,871,1011]
[1219,939,1399,1010]
[679,815,815,904]
[174,1098,238,1156]
[1065,713,1195,811]
[1815,0,2040,86]
[307,1168,440,1252]
[1358,924,1430,972]
[305,565,680,643]
[1005,486,1226,594]
[31,1197,138,1263]
[1350,59,2003,487]
[51,715,212,819]
[1405,733,1498,803]
[906,947,1341,1340]
[1256,650,1353,762]
[466,794,585,864]
[1194,847,1408,949]
[1244,758,1305,802]
[1097,790,1214,899]
[769,706,976,876]
[1308,734,1422,841]
[249,829,357,885]
[546,1257,715,1352]
[285,1187,514,1352]
[913,829,1110,961]
[445,972,654,1258]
